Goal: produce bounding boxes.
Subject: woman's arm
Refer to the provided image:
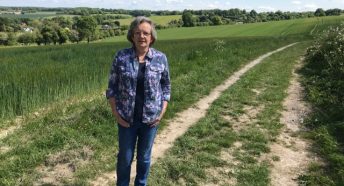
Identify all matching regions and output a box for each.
[149,54,171,127]
[106,55,130,127]
[109,97,130,128]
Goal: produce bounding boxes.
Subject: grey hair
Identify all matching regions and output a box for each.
[127,16,157,46]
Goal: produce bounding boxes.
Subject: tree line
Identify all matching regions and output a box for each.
[0,15,126,46]
[0,6,180,17]
[0,7,342,46]
[178,8,342,27]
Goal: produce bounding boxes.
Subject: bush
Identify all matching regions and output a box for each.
[7,32,16,46]
[0,32,8,45]
[305,23,344,108]
[301,23,344,185]
[155,24,167,30]
[17,33,36,45]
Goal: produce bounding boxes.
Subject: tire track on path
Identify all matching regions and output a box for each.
[268,59,317,186]
[91,43,297,186]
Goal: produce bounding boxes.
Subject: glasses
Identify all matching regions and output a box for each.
[134,31,151,37]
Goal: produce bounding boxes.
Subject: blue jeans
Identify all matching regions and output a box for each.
[116,121,158,186]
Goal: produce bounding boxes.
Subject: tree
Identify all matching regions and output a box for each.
[7,32,16,46]
[182,11,194,27]
[90,29,100,41]
[51,29,59,45]
[76,16,97,43]
[34,31,44,45]
[168,19,183,27]
[315,8,326,17]
[57,28,69,44]
[250,10,258,18]
[108,29,115,37]
[29,19,41,29]
[0,32,7,45]
[130,10,151,17]
[211,16,222,25]
[0,17,10,32]
[40,25,59,45]
[114,20,120,27]
[52,16,73,29]
[17,33,35,45]
[325,8,341,16]
[68,30,79,43]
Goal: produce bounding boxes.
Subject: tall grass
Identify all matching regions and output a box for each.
[0,36,302,125]
[0,42,126,121]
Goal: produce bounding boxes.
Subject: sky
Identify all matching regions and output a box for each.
[0,0,344,12]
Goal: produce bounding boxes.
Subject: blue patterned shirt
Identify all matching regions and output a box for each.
[106,47,171,124]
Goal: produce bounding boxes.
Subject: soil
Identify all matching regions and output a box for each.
[268,59,315,186]
[34,146,94,185]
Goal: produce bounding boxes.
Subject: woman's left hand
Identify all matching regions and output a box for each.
[149,116,162,127]
[149,101,168,127]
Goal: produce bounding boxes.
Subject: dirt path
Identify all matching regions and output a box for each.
[268,58,315,186]
[91,43,297,185]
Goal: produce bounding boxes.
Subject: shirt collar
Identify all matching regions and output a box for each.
[130,47,153,60]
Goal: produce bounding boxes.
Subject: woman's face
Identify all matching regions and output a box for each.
[132,22,154,50]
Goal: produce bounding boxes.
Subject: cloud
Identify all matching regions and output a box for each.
[304,3,318,10]
[291,0,302,5]
[258,6,275,11]
[165,0,184,3]
[329,0,344,4]
[207,1,220,9]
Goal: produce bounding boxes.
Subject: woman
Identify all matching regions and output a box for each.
[106,16,171,186]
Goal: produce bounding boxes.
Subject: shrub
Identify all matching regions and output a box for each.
[305,23,344,109]
[6,32,16,46]
[0,32,8,45]
[301,22,344,185]
[17,33,36,45]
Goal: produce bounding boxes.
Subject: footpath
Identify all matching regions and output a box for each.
[91,43,299,185]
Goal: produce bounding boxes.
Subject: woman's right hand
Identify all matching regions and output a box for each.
[109,98,130,128]
[115,115,130,128]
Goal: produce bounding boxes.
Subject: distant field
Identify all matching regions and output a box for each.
[0,11,74,19]
[104,13,132,18]
[0,12,179,25]
[102,15,344,42]
[114,15,181,26]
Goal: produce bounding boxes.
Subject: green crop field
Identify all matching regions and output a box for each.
[0,36,300,124]
[102,15,344,42]
[0,14,343,185]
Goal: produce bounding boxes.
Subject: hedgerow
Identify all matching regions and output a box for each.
[300,23,344,185]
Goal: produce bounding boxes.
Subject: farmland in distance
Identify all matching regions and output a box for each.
[102,15,344,42]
